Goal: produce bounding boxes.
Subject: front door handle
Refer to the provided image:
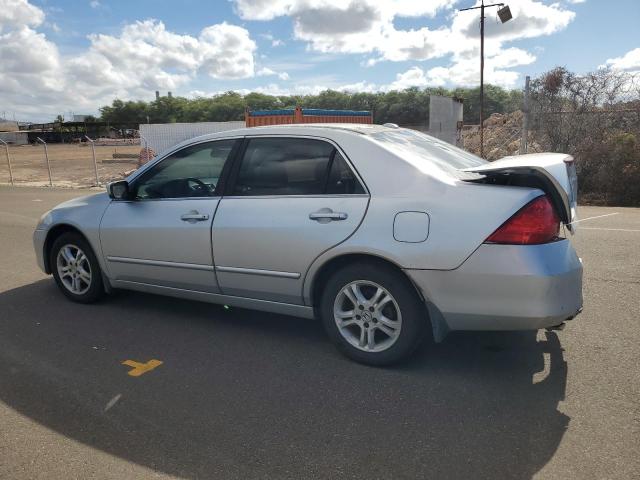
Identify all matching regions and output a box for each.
[181,211,209,223]
[309,209,348,222]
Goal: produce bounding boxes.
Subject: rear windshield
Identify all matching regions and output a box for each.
[369,128,487,175]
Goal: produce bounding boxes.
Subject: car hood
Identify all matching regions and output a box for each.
[53,192,110,211]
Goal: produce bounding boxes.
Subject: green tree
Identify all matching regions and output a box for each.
[97,84,523,126]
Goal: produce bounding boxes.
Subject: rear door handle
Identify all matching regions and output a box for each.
[181,211,209,223]
[309,209,348,222]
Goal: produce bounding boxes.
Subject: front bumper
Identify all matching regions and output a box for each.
[33,229,48,273]
[405,239,583,331]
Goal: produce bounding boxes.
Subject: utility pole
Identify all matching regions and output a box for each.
[459,1,512,158]
[520,75,530,154]
[480,1,485,158]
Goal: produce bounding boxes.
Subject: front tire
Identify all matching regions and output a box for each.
[50,232,104,303]
[320,262,427,366]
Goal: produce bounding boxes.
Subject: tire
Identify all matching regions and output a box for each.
[50,232,104,303]
[320,262,428,366]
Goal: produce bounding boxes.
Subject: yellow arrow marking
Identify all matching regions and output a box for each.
[122,359,163,377]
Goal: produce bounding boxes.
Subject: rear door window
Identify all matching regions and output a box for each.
[370,128,487,174]
[325,152,365,195]
[233,137,352,196]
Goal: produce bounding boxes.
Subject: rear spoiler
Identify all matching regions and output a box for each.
[462,153,578,233]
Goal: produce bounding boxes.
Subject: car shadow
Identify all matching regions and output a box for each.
[0,280,568,479]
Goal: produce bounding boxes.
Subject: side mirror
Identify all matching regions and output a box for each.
[108,180,131,200]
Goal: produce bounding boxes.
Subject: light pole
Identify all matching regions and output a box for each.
[459,1,512,158]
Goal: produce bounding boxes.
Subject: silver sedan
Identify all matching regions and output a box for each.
[33,124,583,365]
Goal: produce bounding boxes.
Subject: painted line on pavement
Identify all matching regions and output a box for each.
[104,394,122,412]
[122,359,163,377]
[581,227,640,232]
[569,212,619,225]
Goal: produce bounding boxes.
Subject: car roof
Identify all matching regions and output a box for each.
[180,123,397,141]
[242,123,393,135]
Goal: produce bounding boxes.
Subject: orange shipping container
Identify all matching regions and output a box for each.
[246,106,372,127]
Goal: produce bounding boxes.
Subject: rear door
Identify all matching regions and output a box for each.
[212,136,369,304]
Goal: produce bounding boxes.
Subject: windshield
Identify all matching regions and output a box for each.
[369,128,487,176]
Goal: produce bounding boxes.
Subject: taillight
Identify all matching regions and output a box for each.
[485,196,560,245]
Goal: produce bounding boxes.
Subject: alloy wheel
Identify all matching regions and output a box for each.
[333,280,402,353]
[56,244,92,295]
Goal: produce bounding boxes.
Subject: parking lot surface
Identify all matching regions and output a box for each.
[1,186,638,480]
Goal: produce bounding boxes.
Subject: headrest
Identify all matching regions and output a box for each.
[253,160,288,188]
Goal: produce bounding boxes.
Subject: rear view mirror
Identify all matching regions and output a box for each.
[108,180,130,200]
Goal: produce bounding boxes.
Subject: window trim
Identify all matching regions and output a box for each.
[222,134,369,198]
[126,138,243,202]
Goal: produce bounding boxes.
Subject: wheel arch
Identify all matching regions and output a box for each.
[309,252,425,311]
[43,224,92,274]
[307,252,451,342]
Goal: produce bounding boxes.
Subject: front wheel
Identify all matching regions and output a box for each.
[50,232,104,303]
[320,262,428,366]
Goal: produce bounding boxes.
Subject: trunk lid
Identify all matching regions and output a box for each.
[462,153,578,233]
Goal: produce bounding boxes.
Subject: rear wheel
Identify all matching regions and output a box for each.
[50,232,104,303]
[320,262,427,365]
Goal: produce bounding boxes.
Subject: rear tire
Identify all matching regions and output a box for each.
[50,232,104,304]
[320,262,427,366]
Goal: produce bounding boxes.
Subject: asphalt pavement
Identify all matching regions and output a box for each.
[0,186,638,480]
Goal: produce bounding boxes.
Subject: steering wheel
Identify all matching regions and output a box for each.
[185,177,210,196]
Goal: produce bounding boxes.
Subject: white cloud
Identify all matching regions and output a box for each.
[198,22,257,79]
[234,0,455,22]
[203,83,331,97]
[260,32,285,47]
[233,0,576,87]
[0,1,260,120]
[233,0,293,21]
[424,48,536,88]
[257,66,289,80]
[603,48,640,71]
[89,0,100,8]
[384,66,428,91]
[0,0,45,31]
[65,20,256,98]
[339,81,379,93]
[257,66,277,76]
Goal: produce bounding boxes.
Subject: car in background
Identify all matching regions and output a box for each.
[33,124,582,365]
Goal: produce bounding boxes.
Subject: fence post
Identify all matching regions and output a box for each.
[36,137,53,187]
[0,139,14,185]
[138,134,149,166]
[85,135,100,186]
[520,75,530,155]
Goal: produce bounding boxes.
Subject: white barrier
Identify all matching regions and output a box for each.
[139,121,244,155]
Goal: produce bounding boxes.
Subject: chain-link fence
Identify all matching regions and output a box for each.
[0,139,141,188]
[462,69,640,205]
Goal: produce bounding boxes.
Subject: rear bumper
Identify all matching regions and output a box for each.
[405,239,583,331]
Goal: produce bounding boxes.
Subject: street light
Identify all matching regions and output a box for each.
[459,1,512,158]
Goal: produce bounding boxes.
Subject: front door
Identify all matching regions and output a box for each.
[212,136,369,304]
[100,139,239,293]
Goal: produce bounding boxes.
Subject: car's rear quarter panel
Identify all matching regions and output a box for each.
[318,133,544,271]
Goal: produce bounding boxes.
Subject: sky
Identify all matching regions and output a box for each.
[0,0,638,122]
